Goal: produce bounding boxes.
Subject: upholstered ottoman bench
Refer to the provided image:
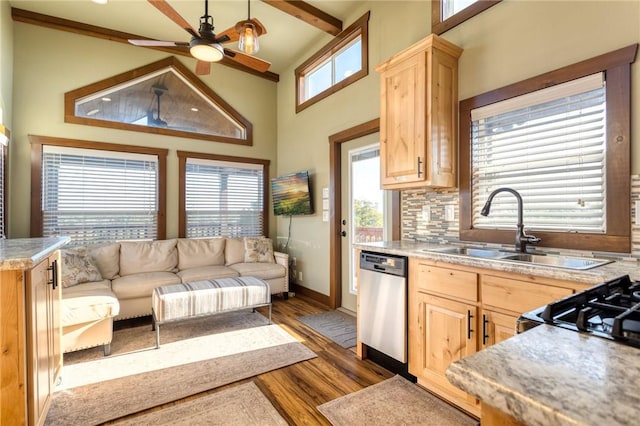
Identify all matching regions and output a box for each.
[151,276,271,348]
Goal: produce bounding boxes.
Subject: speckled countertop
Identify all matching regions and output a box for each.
[446,324,640,425]
[0,237,70,270]
[354,240,640,285]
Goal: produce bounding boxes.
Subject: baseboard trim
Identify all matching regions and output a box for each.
[292,284,330,307]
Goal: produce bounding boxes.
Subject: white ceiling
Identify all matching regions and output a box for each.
[8,0,366,75]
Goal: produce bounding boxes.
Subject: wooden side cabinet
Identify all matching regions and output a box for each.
[376,34,463,190]
[1,252,61,426]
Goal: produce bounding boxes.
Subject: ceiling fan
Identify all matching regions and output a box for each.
[129,0,270,75]
[148,84,195,131]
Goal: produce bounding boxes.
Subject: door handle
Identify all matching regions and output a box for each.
[467,310,474,340]
[482,314,489,345]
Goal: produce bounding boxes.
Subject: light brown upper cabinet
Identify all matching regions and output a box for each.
[376,34,462,190]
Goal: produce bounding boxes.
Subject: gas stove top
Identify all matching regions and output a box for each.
[518,275,640,348]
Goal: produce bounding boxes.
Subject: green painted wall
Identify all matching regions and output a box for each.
[275,1,640,297]
[10,22,278,239]
[1,0,13,127]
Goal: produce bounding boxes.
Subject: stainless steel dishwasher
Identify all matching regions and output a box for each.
[359,251,408,363]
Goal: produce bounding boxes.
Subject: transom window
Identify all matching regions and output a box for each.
[30,136,168,245]
[178,151,270,238]
[296,12,369,113]
[459,45,637,253]
[432,1,502,35]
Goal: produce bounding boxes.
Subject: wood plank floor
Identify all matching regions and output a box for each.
[105,294,394,425]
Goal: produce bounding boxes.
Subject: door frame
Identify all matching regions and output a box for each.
[328,118,400,309]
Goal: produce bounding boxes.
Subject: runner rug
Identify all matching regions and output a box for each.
[317,375,477,425]
[46,311,315,425]
[112,381,287,425]
[297,310,357,348]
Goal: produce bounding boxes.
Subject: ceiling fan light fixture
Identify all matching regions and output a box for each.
[238,22,259,55]
[190,39,224,62]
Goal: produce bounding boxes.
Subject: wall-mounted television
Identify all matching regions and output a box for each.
[271,171,314,216]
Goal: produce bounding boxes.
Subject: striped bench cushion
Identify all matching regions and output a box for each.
[152,276,271,323]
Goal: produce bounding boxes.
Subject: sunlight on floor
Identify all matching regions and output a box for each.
[58,324,296,390]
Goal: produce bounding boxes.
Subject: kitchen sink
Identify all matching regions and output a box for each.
[425,247,513,259]
[500,253,613,270]
[422,246,613,270]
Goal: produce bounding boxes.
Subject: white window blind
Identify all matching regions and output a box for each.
[0,137,7,239]
[471,73,606,233]
[185,158,264,238]
[42,145,159,245]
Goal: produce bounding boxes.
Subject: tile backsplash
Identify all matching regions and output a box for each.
[401,175,640,260]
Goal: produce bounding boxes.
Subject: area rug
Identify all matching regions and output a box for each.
[46,311,316,425]
[297,310,356,348]
[317,375,477,425]
[112,381,287,425]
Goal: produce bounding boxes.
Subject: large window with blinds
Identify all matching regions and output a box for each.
[30,136,168,245]
[178,152,269,238]
[459,46,636,252]
[471,73,606,234]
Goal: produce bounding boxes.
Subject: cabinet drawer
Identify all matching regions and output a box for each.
[481,275,572,313]
[415,263,477,302]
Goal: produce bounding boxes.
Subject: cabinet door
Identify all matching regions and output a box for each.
[481,309,518,348]
[379,51,426,187]
[26,257,55,426]
[50,255,62,383]
[412,292,478,408]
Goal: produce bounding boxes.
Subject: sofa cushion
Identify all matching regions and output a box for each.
[230,262,286,280]
[177,265,239,283]
[177,238,225,270]
[87,243,120,280]
[243,237,275,263]
[111,272,182,300]
[61,280,119,326]
[61,249,103,288]
[225,238,245,265]
[119,239,178,276]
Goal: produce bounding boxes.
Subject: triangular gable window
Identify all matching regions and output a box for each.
[65,57,252,145]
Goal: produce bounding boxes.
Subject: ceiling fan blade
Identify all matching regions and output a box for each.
[224,49,271,73]
[128,39,188,47]
[216,26,239,43]
[147,0,200,39]
[195,61,211,75]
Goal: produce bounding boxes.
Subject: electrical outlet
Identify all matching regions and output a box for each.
[636,201,640,225]
[298,271,303,282]
[445,205,455,221]
[292,257,297,266]
[421,206,431,222]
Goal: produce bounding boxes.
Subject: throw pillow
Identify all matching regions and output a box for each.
[243,237,275,263]
[61,249,103,288]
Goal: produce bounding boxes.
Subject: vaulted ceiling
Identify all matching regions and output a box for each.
[9,0,366,81]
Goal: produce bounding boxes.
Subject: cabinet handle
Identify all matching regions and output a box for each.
[467,310,474,340]
[417,156,423,178]
[482,314,489,345]
[48,260,58,290]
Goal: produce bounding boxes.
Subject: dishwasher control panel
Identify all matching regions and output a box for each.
[360,251,407,277]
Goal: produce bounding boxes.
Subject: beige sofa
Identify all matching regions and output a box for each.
[61,237,288,355]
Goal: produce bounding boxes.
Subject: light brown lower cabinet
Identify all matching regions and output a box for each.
[408,257,587,418]
[1,253,61,426]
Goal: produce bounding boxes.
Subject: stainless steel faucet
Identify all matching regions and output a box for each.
[480,187,541,253]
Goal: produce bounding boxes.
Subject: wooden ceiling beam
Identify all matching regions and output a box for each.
[261,1,342,36]
[10,8,279,82]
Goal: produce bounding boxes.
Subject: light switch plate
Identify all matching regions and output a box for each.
[421,205,431,222]
[445,205,455,221]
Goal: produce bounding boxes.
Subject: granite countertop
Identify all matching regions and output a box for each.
[445,324,640,425]
[0,237,70,270]
[354,240,640,285]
